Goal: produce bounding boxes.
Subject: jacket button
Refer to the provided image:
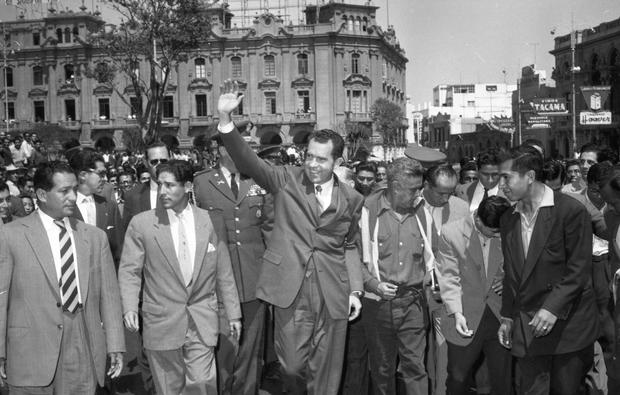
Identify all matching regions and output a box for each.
[236,241,241,246]
[57,324,63,329]
[57,302,62,307]
[236,230,240,234]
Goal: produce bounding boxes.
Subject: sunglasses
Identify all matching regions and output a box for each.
[149,159,169,166]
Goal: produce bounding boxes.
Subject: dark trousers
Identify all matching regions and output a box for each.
[516,345,593,395]
[446,307,512,395]
[216,300,266,395]
[362,294,428,395]
[274,268,348,395]
[341,316,369,395]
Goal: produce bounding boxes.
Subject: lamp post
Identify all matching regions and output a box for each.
[570,29,580,157]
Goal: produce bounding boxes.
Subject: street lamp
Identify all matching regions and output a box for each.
[1,21,21,135]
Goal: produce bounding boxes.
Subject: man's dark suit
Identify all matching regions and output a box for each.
[71,194,123,264]
[193,169,272,395]
[500,190,598,393]
[122,182,158,231]
[220,128,364,394]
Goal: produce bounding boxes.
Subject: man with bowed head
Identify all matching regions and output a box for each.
[216,79,365,394]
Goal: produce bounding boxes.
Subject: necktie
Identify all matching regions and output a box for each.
[230,173,239,199]
[315,185,324,213]
[482,188,489,202]
[176,212,193,286]
[54,220,79,313]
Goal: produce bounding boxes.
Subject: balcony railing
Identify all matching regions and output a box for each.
[59,120,81,128]
[292,112,316,123]
[189,115,214,125]
[92,119,112,127]
[259,114,282,124]
[347,112,372,122]
[161,117,179,125]
[232,114,250,123]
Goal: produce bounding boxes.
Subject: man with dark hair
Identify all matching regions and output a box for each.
[376,163,387,183]
[119,159,241,395]
[580,143,601,182]
[458,161,478,185]
[437,196,512,395]
[542,159,566,191]
[215,80,364,394]
[354,161,377,196]
[497,150,597,394]
[193,136,273,395]
[456,149,503,212]
[0,161,125,393]
[421,164,470,395]
[357,157,428,395]
[562,158,585,194]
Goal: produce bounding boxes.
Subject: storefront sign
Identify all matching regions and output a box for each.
[528,98,568,116]
[580,111,612,125]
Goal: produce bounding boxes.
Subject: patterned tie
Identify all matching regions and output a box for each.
[176,212,193,286]
[54,220,79,313]
[315,185,324,213]
[230,173,239,199]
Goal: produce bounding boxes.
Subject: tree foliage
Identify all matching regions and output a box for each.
[370,98,404,147]
[88,0,211,146]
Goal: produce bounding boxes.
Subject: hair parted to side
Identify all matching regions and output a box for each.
[478,195,512,229]
[500,146,544,182]
[33,161,75,192]
[156,160,194,184]
[308,129,345,159]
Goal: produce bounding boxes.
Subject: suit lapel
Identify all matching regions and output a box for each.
[210,170,235,202]
[301,174,320,225]
[486,237,503,292]
[466,226,486,284]
[191,208,210,290]
[521,206,554,284]
[70,219,90,301]
[467,182,476,203]
[24,215,60,302]
[236,178,251,204]
[504,211,525,282]
[319,178,342,220]
[153,208,187,289]
[140,184,152,211]
[95,199,107,230]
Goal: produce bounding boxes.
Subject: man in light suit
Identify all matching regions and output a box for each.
[217,80,364,394]
[498,148,598,394]
[119,160,241,395]
[437,196,512,395]
[0,161,125,394]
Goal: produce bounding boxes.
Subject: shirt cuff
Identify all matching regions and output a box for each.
[218,121,235,134]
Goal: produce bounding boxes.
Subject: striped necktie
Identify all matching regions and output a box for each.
[54,220,79,313]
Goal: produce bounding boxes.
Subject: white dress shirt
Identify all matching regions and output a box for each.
[220,166,240,192]
[314,177,334,212]
[38,210,82,303]
[476,229,492,276]
[167,204,196,276]
[469,182,500,213]
[514,184,555,257]
[77,191,96,226]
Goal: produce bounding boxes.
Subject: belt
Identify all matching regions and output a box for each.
[392,282,424,299]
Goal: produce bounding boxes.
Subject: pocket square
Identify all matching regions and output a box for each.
[207,243,216,252]
[106,226,115,230]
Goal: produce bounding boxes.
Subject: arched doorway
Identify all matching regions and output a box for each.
[95,136,116,152]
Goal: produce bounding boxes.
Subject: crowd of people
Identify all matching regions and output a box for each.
[0,81,619,395]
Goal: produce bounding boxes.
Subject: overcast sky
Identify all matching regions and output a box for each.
[3,0,620,107]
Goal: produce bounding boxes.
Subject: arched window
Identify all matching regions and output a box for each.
[354,17,361,31]
[64,28,71,44]
[72,26,79,40]
[56,28,63,43]
[194,58,206,79]
[591,53,601,85]
[264,55,275,77]
[362,17,368,32]
[351,53,360,74]
[297,54,308,75]
[347,17,354,31]
[231,56,242,78]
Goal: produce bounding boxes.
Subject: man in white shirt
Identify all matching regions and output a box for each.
[455,149,503,212]
[119,160,241,395]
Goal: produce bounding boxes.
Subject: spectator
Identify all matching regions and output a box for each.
[562,159,585,194]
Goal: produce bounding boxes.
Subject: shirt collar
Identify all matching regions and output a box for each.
[475,180,499,195]
[167,203,193,219]
[314,176,334,192]
[377,192,416,216]
[514,184,555,214]
[38,209,69,231]
[220,166,233,179]
[77,191,93,203]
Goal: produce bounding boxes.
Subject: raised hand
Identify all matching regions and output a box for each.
[218,79,244,125]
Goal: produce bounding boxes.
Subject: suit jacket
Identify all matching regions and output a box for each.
[0,214,125,387]
[455,180,505,211]
[437,216,503,346]
[71,194,123,264]
[122,182,158,232]
[221,128,364,320]
[193,169,273,303]
[118,206,241,350]
[500,190,598,357]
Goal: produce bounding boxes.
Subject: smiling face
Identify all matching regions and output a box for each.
[304,139,340,185]
[566,164,581,183]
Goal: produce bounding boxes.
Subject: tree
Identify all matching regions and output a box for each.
[370,98,404,147]
[88,0,211,147]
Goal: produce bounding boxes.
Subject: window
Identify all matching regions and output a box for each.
[33,32,40,46]
[129,97,140,118]
[33,66,43,85]
[64,28,71,44]
[264,92,276,114]
[351,54,360,74]
[233,95,244,115]
[64,64,74,83]
[194,58,206,79]
[297,54,308,75]
[231,57,242,78]
[98,98,110,120]
[72,26,79,40]
[163,96,174,118]
[4,67,13,87]
[297,90,310,112]
[34,101,45,122]
[347,89,368,113]
[64,99,76,121]
[264,55,275,77]
[196,94,207,117]
[56,28,63,43]
[467,100,475,107]
[382,60,387,78]
[6,102,15,120]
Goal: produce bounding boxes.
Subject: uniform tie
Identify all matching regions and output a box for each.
[230,173,239,199]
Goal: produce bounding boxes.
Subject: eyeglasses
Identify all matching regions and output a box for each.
[149,158,169,166]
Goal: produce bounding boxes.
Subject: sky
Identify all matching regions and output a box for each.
[2,0,620,106]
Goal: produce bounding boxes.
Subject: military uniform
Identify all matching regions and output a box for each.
[193,168,273,395]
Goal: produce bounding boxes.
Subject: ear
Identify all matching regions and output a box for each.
[35,188,47,204]
[184,181,193,193]
[527,170,536,183]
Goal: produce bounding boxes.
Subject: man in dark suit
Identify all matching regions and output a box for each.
[216,79,364,394]
[193,137,272,395]
[498,149,598,394]
[0,162,125,393]
[437,196,512,395]
[455,149,503,213]
[122,142,170,231]
[119,160,241,395]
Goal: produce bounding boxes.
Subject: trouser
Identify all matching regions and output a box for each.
[146,318,217,395]
[274,263,348,395]
[516,345,594,395]
[9,308,97,395]
[427,294,448,395]
[216,300,266,395]
[341,315,369,395]
[446,307,512,395]
[362,292,428,395]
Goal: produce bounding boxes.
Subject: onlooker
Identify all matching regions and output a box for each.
[20,194,35,216]
[354,161,377,196]
[459,161,478,185]
[456,149,503,212]
[562,158,585,194]
[580,143,600,182]
[542,159,566,191]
